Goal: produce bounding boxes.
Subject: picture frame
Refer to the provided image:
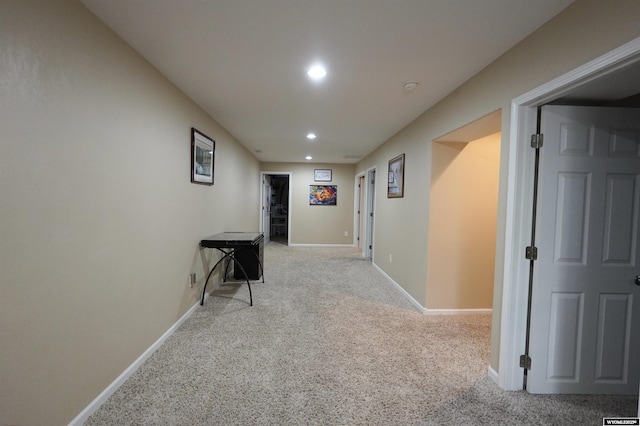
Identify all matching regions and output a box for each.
[387,154,405,198]
[309,185,337,205]
[314,169,332,182]
[191,127,215,185]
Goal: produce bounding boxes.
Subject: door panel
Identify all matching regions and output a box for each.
[547,292,583,382]
[554,172,590,263]
[528,105,640,394]
[595,294,632,383]
[603,174,638,264]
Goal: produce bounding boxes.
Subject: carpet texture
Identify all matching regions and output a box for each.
[85,243,637,425]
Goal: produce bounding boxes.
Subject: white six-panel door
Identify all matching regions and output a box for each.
[528,105,640,394]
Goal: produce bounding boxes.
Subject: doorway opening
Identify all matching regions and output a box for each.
[427,123,501,311]
[355,175,366,252]
[260,172,291,245]
[524,105,640,395]
[499,37,640,402]
[354,170,376,258]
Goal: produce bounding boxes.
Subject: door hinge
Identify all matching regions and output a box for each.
[520,355,532,369]
[530,133,544,149]
[525,246,538,260]
[369,245,372,250]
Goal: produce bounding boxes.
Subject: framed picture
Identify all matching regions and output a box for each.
[314,169,332,182]
[309,185,337,205]
[388,154,405,198]
[191,127,215,185]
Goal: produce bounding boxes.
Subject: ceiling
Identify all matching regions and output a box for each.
[80,0,575,164]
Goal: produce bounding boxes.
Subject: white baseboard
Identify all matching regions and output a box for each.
[488,365,499,384]
[288,243,356,248]
[373,262,426,313]
[372,263,492,316]
[425,308,493,315]
[68,296,206,426]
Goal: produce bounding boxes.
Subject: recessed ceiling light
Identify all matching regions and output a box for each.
[306,133,316,140]
[305,155,313,160]
[307,65,327,79]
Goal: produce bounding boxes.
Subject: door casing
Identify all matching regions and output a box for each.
[259,171,292,245]
[499,37,640,394]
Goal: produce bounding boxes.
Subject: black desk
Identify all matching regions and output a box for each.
[200,232,264,306]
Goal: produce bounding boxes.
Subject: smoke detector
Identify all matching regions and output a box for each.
[403,81,419,91]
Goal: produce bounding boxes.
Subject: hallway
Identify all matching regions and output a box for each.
[84,244,636,425]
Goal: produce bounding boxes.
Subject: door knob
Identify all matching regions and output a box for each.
[636,275,640,286]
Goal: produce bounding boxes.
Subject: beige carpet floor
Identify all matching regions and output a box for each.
[85,242,637,425]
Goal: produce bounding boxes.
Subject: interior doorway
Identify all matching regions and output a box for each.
[500,37,640,403]
[525,105,640,395]
[427,129,501,310]
[260,172,291,245]
[364,168,376,259]
[355,175,366,251]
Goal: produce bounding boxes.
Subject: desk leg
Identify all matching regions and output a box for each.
[201,248,253,307]
[222,255,231,282]
[230,258,253,306]
[201,252,229,305]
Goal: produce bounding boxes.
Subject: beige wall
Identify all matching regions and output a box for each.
[427,133,500,309]
[3,0,640,424]
[262,163,356,245]
[355,0,640,372]
[0,1,259,424]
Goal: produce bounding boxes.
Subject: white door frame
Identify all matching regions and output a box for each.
[364,167,376,259]
[259,171,292,245]
[499,37,640,392]
[353,173,365,249]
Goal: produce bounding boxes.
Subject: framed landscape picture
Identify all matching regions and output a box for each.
[191,127,215,185]
[388,154,405,198]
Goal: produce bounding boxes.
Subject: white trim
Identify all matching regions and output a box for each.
[353,171,366,248]
[425,308,492,315]
[499,36,640,392]
[374,263,492,315]
[373,262,426,313]
[68,298,205,426]
[364,166,377,260]
[259,171,292,245]
[488,365,499,385]
[288,243,355,248]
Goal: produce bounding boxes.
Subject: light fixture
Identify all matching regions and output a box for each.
[306,133,316,140]
[403,81,419,91]
[305,155,313,160]
[307,65,327,79]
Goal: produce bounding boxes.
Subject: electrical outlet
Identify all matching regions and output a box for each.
[190,273,196,287]
[344,231,349,237]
